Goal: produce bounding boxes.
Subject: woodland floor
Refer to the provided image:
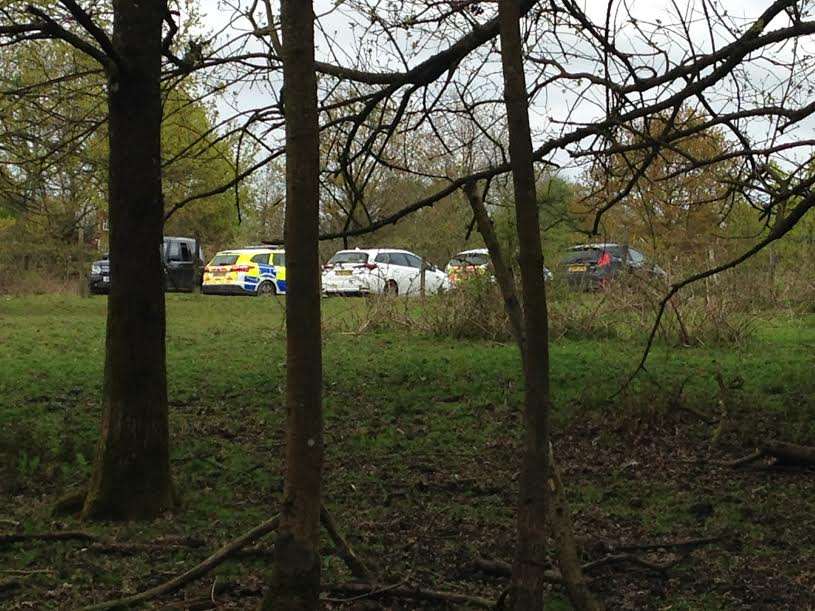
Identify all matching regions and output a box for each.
[1,293,814,610]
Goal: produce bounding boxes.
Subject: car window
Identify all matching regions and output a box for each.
[165,241,181,261]
[251,253,270,265]
[179,242,193,262]
[561,248,601,264]
[388,252,410,267]
[273,253,285,266]
[374,253,390,264]
[404,253,423,269]
[210,254,239,266]
[627,249,645,265]
[449,253,489,267]
[329,251,369,264]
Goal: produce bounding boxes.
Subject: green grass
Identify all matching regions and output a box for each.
[1,293,814,608]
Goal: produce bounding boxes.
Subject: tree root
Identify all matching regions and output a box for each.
[79,514,280,610]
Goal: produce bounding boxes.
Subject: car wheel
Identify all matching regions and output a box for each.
[256,281,276,297]
[384,279,399,296]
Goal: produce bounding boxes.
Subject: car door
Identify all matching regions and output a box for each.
[425,262,446,293]
[390,252,419,294]
[165,239,195,291]
[373,252,391,293]
[404,253,434,294]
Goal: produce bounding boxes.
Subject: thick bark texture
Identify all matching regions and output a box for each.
[81,0,173,521]
[497,3,601,610]
[262,1,323,609]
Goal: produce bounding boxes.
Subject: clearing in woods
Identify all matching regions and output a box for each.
[0,293,814,608]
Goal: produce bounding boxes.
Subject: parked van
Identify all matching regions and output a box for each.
[88,236,205,294]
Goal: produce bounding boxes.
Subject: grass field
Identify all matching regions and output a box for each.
[1,293,814,609]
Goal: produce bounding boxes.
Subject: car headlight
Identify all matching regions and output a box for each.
[91,264,101,275]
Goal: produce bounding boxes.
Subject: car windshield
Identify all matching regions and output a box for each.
[329,252,369,264]
[210,254,239,266]
[448,253,490,267]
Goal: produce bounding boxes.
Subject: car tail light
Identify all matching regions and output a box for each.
[597,251,612,267]
[355,263,377,270]
[231,264,251,272]
[323,263,334,270]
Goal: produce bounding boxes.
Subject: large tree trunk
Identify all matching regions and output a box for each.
[261,1,323,609]
[81,0,173,521]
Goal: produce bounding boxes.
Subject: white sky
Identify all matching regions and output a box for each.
[189,0,815,178]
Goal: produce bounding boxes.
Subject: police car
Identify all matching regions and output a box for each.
[202,246,286,296]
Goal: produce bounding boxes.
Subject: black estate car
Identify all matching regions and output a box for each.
[88,236,205,294]
[561,243,666,289]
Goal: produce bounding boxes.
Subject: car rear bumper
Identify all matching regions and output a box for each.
[88,274,110,294]
[322,286,371,296]
[202,284,253,296]
[321,276,375,295]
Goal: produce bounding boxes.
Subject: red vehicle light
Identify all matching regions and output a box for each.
[597,251,612,267]
[231,264,251,272]
[355,263,378,270]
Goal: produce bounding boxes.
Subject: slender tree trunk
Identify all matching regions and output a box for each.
[498,4,600,610]
[262,1,323,609]
[498,3,550,607]
[82,0,173,521]
[461,182,524,351]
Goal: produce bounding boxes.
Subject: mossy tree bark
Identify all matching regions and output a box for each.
[81,0,174,521]
[261,1,324,609]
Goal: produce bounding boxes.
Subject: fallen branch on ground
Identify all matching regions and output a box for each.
[321,582,494,608]
[84,541,274,558]
[0,531,99,545]
[473,535,723,583]
[581,553,688,574]
[79,514,280,611]
[596,535,724,554]
[320,504,374,582]
[728,440,815,468]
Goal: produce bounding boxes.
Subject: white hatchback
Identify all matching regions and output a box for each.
[322,248,449,296]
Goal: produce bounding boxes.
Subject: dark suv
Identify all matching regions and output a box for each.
[561,243,665,289]
[88,236,205,294]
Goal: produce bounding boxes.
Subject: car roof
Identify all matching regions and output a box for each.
[569,243,619,250]
[334,248,415,255]
[453,248,489,256]
[163,236,197,242]
[214,247,284,255]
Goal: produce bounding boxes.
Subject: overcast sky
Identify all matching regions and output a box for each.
[189,0,815,176]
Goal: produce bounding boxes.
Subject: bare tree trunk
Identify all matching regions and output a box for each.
[461,181,524,352]
[497,3,600,610]
[262,1,323,609]
[82,0,173,521]
[498,4,550,607]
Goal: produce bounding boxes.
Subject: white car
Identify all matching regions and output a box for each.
[322,248,449,296]
[446,247,553,286]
